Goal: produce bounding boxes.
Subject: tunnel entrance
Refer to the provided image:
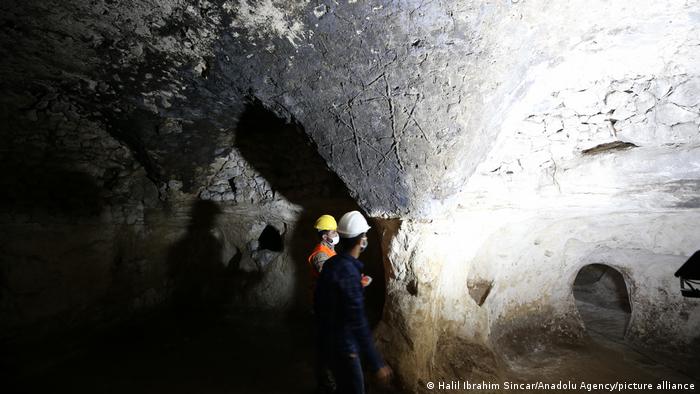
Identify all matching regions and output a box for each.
[257,225,283,252]
[235,99,386,324]
[573,264,631,341]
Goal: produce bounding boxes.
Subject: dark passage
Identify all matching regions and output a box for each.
[1,101,390,394]
[258,224,283,252]
[573,264,632,340]
[234,100,386,326]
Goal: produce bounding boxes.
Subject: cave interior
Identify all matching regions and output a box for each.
[1,1,699,393]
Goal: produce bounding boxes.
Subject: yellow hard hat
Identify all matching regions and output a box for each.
[314,214,337,231]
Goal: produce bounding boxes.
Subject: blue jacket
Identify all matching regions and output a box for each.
[314,252,384,372]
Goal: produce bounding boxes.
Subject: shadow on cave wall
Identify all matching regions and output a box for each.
[234,99,385,325]
[0,106,111,348]
[166,200,229,325]
[0,168,104,219]
[0,97,112,220]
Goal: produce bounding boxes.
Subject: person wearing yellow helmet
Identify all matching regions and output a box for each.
[308,214,340,288]
[308,214,371,291]
[314,211,392,392]
[308,214,339,394]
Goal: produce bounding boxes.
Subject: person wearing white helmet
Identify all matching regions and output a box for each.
[314,211,393,393]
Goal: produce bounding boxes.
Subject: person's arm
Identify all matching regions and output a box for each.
[311,252,330,273]
[338,265,385,372]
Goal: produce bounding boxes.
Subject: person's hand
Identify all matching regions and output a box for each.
[375,365,393,386]
[361,274,372,287]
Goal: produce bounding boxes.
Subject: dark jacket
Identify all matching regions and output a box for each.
[314,252,384,372]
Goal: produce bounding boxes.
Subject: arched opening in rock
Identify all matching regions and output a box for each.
[468,279,493,307]
[234,99,386,324]
[573,264,631,340]
[257,225,283,252]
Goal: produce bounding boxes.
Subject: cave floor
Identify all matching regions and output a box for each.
[6,310,319,394]
[503,301,698,392]
[4,308,698,394]
[504,336,698,391]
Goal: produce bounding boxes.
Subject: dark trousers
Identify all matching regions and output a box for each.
[331,353,365,394]
[315,358,335,394]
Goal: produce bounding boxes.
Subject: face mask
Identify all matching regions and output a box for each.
[360,237,368,252]
[330,235,340,245]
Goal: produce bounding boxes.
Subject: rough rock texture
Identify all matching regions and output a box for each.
[374,0,700,390]
[1,0,520,218]
[1,0,700,391]
[0,86,364,343]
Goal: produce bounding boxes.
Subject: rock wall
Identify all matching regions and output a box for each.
[0,90,362,343]
[374,1,700,390]
[1,0,541,218]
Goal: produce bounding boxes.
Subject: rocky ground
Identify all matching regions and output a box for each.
[3,307,696,394]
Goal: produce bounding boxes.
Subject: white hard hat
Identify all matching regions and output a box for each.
[337,211,371,238]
